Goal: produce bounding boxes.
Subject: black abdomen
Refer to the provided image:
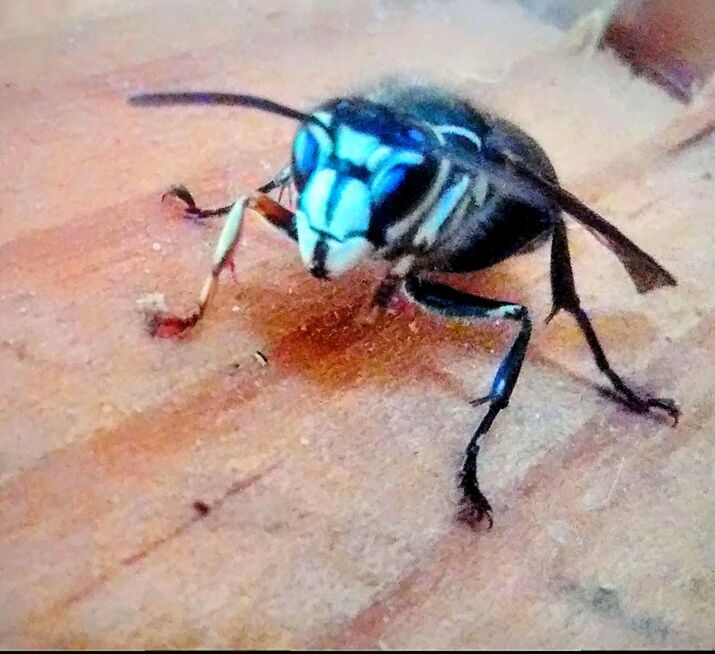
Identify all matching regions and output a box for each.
[446,109,560,273]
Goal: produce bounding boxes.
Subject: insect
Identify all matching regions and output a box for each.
[129,79,680,526]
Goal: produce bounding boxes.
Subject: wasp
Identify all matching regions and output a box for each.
[129,79,680,526]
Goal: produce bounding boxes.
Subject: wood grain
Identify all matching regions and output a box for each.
[0,0,713,648]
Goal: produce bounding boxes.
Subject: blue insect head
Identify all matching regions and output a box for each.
[291,100,438,279]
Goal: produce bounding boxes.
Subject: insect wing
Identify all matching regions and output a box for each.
[437,139,677,293]
[496,151,677,293]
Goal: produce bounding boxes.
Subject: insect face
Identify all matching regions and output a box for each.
[291,99,439,278]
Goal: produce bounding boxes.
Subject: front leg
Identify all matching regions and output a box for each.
[360,255,416,325]
[162,184,233,220]
[164,165,293,220]
[358,273,403,326]
[404,276,533,528]
[147,194,297,337]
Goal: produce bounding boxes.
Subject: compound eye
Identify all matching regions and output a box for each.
[292,127,321,190]
[370,159,436,223]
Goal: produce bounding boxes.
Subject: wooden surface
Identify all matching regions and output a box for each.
[1,0,713,649]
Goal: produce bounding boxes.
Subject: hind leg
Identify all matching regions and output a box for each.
[547,218,679,423]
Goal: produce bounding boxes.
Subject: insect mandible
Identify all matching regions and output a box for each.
[129,79,680,526]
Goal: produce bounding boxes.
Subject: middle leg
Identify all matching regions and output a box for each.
[404,276,533,527]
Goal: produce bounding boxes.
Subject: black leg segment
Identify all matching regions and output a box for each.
[163,169,293,221]
[161,184,298,242]
[371,273,403,309]
[547,219,679,423]
[404,276,533,528]
[162,185,233,219]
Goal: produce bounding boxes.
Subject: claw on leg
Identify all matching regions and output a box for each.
[620,392,680,426]
[648,397,680,426]
[457,491,494,530]
[162,184,198,210]
[146,274,218,338]
[162,184,232,220]
[146,311,200,338]
[457,444,494,529]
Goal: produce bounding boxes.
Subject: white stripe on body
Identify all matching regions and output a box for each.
[413,175,470,250]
